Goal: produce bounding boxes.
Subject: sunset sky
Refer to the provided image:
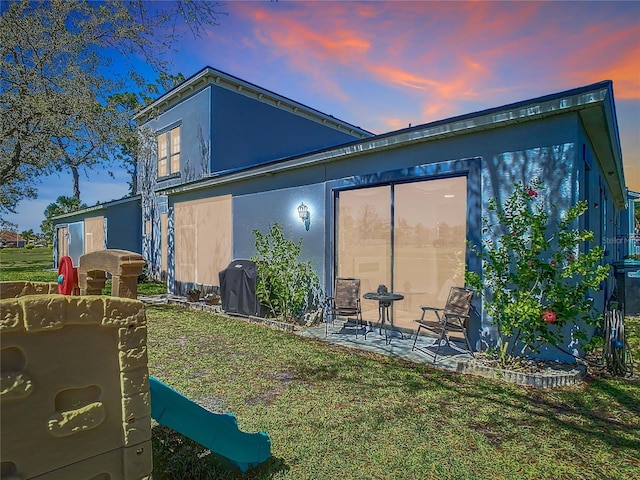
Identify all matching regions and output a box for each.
[7,0,639,233]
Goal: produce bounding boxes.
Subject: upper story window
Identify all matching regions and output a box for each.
[157,125,181,178]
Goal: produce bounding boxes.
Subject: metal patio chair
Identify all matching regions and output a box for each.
[411,286,474,362]
[325,277,365,339]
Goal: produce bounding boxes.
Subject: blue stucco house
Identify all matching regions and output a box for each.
[51,196,141,268]
[132,67,371,287]
[54,66,634,361]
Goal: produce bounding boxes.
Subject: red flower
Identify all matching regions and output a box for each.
[550,259,557,266]
[527,260,534,268]
[527,188,538,198]
[567,254,575,261]
[542,310,557,323]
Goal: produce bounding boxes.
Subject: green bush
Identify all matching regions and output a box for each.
[24,244,35,249]
[466,180,609,366]
[252,223,321,321]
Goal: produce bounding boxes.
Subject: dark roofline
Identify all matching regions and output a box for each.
[362,80,617,142]
[50,195,141,222]
[134,66,372,138]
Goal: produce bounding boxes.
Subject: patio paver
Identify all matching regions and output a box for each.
[296,322,473,372]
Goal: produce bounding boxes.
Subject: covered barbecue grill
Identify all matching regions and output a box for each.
[219,259,259,316]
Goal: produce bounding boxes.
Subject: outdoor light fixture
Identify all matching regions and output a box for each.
[298,202,310,231]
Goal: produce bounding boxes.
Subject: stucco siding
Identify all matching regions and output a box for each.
[233,183,326,280]
[141,88,212,193]
[210,87,364,173]
[105,198,142,253]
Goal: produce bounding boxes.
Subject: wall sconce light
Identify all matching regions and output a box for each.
[297,202,310,231]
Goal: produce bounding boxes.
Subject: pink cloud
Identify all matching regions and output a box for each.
[382,116,409,131]
[196,1,639,129]
[239,4,500,121]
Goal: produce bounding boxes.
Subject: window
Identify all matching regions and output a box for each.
[157,132,168,177]
[170,126,181,174]
[157,125,181,178]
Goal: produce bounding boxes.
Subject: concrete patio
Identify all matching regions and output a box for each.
[296,321,474,373]
[296,322,587,388]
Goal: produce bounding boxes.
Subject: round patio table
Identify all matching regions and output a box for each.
[363,292,405,344]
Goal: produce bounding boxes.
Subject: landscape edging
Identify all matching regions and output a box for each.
[456,360,587,389]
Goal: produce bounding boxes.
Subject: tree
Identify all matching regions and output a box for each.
[0,219,16,230]
[109,72,186,195]
[20,228,34,245]
[1,0,223,214]
[40,195,88,244]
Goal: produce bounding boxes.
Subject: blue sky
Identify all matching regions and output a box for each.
[7,0,639,233]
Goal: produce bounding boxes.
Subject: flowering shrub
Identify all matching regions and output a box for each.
[466,179,609,366]
[542,310,557,323]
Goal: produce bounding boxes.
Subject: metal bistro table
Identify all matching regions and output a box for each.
[363,292,405,344]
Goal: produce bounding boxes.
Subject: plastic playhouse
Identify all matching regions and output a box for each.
[1,249,271,479]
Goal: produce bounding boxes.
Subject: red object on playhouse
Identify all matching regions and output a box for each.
[57,256,78,295]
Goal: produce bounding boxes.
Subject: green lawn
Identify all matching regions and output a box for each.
[146,306,640,480]
[0,246,167,295]
[2,248,639,479]
[0,247,58,282]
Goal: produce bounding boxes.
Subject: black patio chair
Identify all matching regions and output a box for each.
[411,286,474,362]
[325,277,365,339]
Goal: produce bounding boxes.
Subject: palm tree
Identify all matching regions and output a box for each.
[20,229,34,245]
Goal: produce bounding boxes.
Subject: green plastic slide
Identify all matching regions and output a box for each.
[149,376,271,472]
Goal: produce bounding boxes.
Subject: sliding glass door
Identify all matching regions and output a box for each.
[335,176,467,330]
[336,185,391,321]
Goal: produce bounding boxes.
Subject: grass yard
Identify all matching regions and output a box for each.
[0,247,58,282]
[147,306,640,480]
[2,247,639,479]
[0,246,167,295]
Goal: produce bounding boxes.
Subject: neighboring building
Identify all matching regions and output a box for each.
[619,190,640,258]
[53,66,632,361]
[0,230,25,248]
[51,196,141,269]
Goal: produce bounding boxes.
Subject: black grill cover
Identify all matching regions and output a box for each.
[219,260,259,316]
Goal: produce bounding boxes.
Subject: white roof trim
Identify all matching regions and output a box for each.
[134,67,372,139]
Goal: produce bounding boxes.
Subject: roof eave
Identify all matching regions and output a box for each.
[133,67,372,138]
[577,88,626,208]
[50,195,141,222]
[157,82,626,207]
